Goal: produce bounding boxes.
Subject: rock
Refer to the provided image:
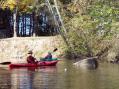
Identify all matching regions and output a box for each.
[73,57,98,69]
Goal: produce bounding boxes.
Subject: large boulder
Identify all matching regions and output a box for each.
[73,57,98,69]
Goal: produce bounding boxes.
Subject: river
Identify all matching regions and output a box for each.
[0,59,119,89]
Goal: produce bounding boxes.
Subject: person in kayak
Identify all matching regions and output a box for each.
[45,52,52,59]
[40,48,58,61]
[40,52,53,61]
[26,51,38,64]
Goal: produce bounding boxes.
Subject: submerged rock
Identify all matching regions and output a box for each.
[73,57,98,69]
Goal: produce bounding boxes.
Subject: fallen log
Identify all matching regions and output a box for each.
[73,56,98,69]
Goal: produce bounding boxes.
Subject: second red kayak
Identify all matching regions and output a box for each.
[9,60,58,68]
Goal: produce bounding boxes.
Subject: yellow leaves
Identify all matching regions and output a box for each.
[1,0,34,11]
[3,0,16,10]
[6,0,16,5]
[66,3,81,13]
[18,0,34,12]
[19,4,26,12]
[20,0,32,3]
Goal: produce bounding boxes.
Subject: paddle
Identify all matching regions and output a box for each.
[0,62,11,65]
[52,48,58,53]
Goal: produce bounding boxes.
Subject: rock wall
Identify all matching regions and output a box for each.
[0,36,65,63]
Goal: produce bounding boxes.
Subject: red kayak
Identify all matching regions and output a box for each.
[9,60,58,68]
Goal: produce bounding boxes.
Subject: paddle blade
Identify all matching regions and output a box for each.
[53,48,58,52]
[0,62,11,65]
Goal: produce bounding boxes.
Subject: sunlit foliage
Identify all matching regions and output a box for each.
[61,0,119,58]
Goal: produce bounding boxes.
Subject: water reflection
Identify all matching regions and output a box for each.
[1,60,119,89]
[34,66,58,89]
[0,68,11,89]
[11,68,35,89]
[10,66,58,89]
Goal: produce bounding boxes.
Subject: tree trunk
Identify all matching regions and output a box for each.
[13,7,17,37]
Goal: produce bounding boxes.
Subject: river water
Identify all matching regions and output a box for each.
[0,59,119,89]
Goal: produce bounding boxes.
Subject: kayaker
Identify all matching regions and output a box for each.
[45,52,52,59]
[40,48,58,61]
[26,51,38,64]
[40,52,52,61]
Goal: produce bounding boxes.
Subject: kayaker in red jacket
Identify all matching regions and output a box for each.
[26,51,38,64]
